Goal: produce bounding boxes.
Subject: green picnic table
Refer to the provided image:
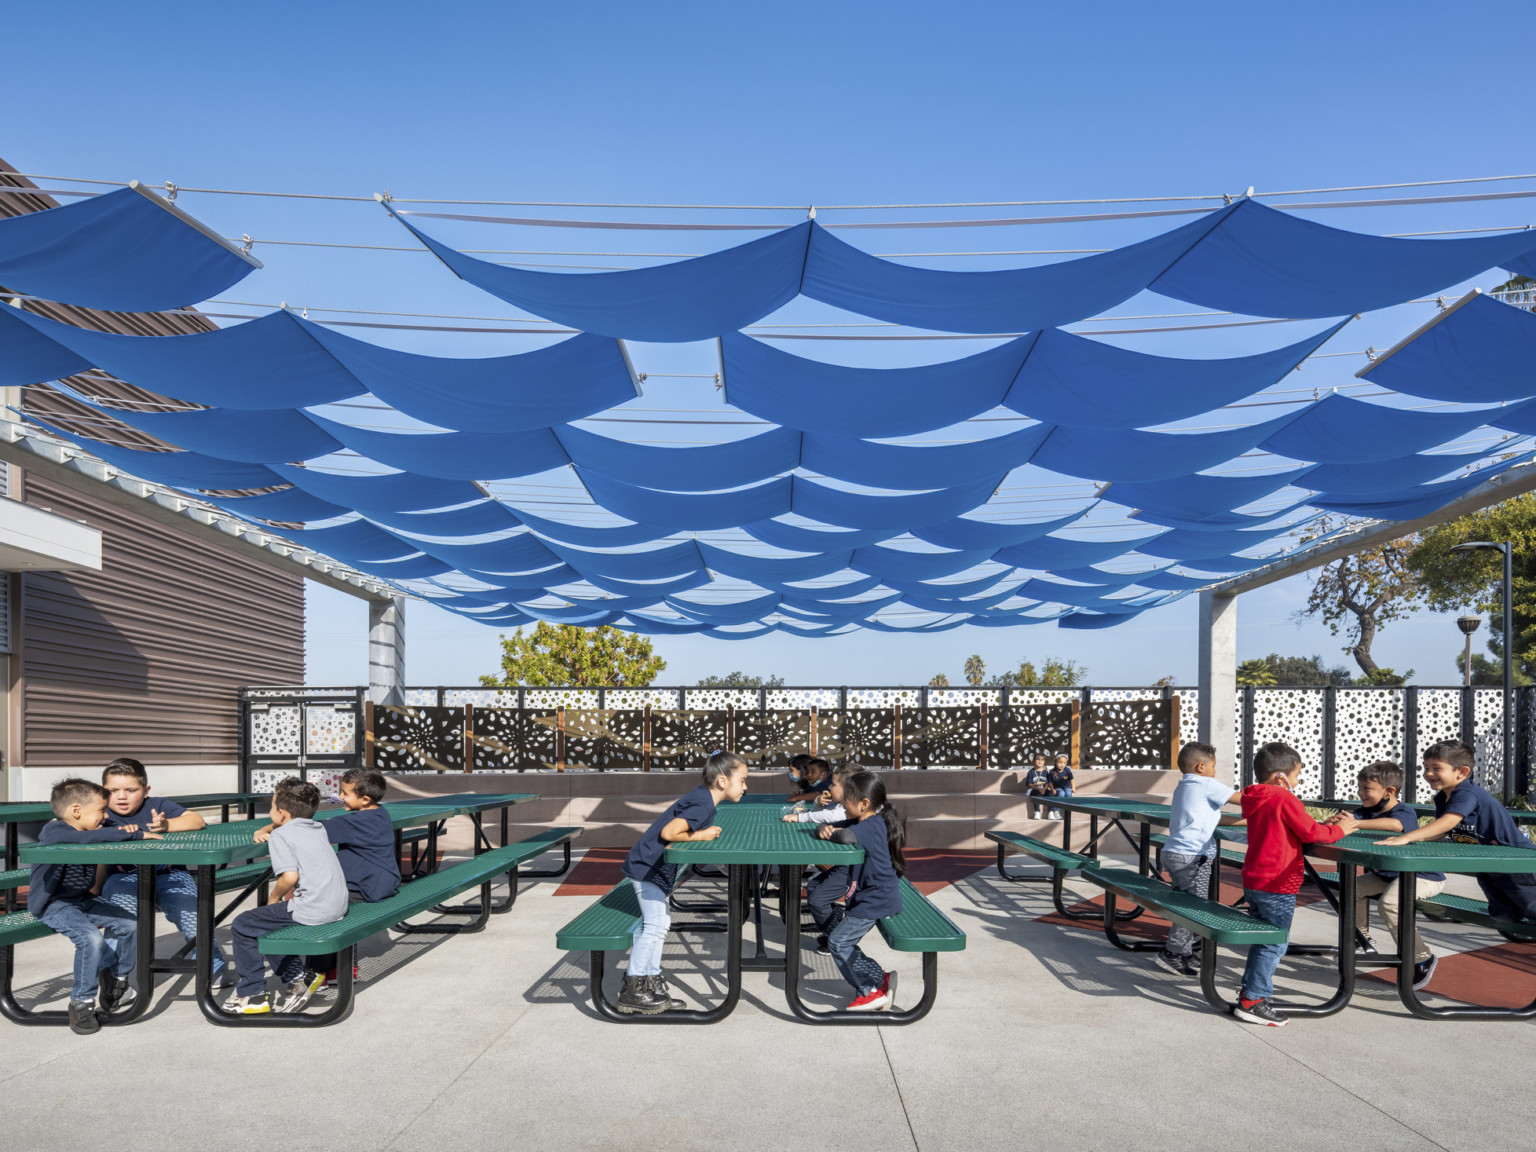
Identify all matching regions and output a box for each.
[1308,797,1536,827]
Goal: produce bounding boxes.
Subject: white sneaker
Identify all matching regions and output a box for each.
[276,971,326,1013]
[222,990,271,1014]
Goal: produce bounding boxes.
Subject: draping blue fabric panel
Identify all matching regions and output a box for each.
[699,543,854,583]
[722,333,1026,437]
[790,475,1000,531]
[912,511,1085,550]
[800,211,1231,333]
[355,554,454,580]
[1131,502,1309,533]
[801,425,1050,490]
[363,501,523,538]
[743,520,896,552]
[886,571,1018,598]
[209,486,351,522]
[273,519,420,563]
[1004,322,1347,429]
[613,615,713,635]
[414,533,562,573]
[307,416,569,482]
[270,464,484,514]
[1014,579,1150,608]
[0,186,255,312]
[558,425,801,491]
[665,594,782,624]
[1106,469,1314,520]
[966,612,1062,628]
[1032,412,1300,482]
[765,574,886,600]
[994,533,1157,569]
[1156,552,1280,575]
[1489,399,1536,437]
[776,595,904,623]
[849,545,995,581]
[302,321,638,432]
[898,586,1023,613]
[1152,199,1536,319]
[1360,294,1536,403]
[80,403,341,465]
[1132,569,1221,591]
[391,207,810,342]
[510,510,670,548]
[1310,457,1532,521]
[1048,565,1168,587]
[454,565,579,591]
[1134,525,1294,561]
[8,308,366,409]
[517,606,624,625]
[1259,395,1495,464]
[1300,450,1489,497]
[860,617,970,633]
[1057,609,1150,629]
[36,421,285,490]
[550,540,706,581]
[0,306,92,385]
[577,469,793,530]
[585,570,712,597]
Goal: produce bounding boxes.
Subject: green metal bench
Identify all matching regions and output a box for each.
[1417,891,1536,943]
[0,868,27,892]
[1081,866,1356,1018]
[985,831,1142,923]
[1148,831,1247,869]
[230,828,581,1029]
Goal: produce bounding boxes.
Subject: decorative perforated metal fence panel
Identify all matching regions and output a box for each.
[473,709,558,772]
[563,710,647,771]
[989,703,1074,769]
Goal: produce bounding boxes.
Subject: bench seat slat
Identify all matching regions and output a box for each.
[0,909,52,947]
[1418,891,1536,941]
[0,867,28,892]
[878,878,966,953]
[1147,832,1246,867]
[1081,867,1289,946]
[985,831,1098,871]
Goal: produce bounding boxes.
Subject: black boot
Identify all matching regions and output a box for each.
[616,974,665,1015]
[646,974,685,1011]
[98,970,131,1014]
[68,1000,101,1035]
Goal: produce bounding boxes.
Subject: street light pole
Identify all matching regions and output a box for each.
[1452,541,1515,804]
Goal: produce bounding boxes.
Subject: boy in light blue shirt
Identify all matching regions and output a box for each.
[1154,741,1241,977]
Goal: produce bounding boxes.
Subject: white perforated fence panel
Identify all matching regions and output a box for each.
[1472,688,1507,792]
[1333,689,1405,778]
[1250,689,1326,797]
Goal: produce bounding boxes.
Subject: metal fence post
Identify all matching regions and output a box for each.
[237,691,250,793]
[463,704,475,774]
[1518,686,1533,799]
[1403,687,1419,803]
[1322,686,1338,799]
[1460,685,1476,747]
[1240,686,1255,788]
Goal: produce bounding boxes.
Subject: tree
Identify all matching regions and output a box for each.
[984,672,1018,687]
[1412,492,1536,682]
[1257,653,1353,687]
[963,655,985,686]
[696,672,785,688]
[1150,675,1177,688]
[1295,517,1423,679]
[1237,659,1277,687]
[928,673,950,687]
[479,622,665,688]
[1017,657,1086,686]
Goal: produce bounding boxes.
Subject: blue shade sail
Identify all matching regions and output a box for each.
[1311,456,1533,521]
[510,511,676,549]
[208,486,351,523]
[273,519,422,563]
[1133,569,1223,591]
[1302,450,1489,497]
[1258,395,1496,464]
[849,545,995,581]
[413,533,562,573]
[1152,199,1536,319]
[455,565,580,591]
[995,533,1157,569]
[1033,412,1300,482]
[35,420,284,490]
[76,403,341,465]
[358,554,455,580]
[912,511,1085,551]
[0,185,256,312]
[743,520,897,551]
[885,571,1018,598]
[801,425,1051,489]
[307,416,569,481]
[550,540,706,581]
[0,306,93,385]
[665,593,783,624]
[898,585,1025,613]
[722,333,1027,437]
[1359,294,1536,403]
[578,470,793,530]
[790,475,1000,531]
[390,206,810,342]
[585,570,712,597]
[363,501,523,538]
[1004,322,1347,429]
[1135,525,1300,561]
[270,465,485,514]
[1105,469,1314,520]
[766,575,887,600]
[559,425,801,491]
[699,543,854,583]
[800,211,1231,332]
[777,594,903,622]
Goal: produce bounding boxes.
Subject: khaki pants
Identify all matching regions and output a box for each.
[1355,872,1444,963]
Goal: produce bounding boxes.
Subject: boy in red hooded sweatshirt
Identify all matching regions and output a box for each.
[1234,742,1356,1027]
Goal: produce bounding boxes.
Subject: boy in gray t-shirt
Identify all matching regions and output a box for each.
[225,778,349,1015]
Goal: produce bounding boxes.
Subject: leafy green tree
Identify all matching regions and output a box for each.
[695,672,785,688]
[479,622,665,688]
[1295,517,1423,679]
[1356,666,1412,687]
[928,673,950,687]
[1237,659,1278,687]
[985,672,1018,687]
[1017,657,1086,686]
[1258,653,1353,687]
[963,655,985,686]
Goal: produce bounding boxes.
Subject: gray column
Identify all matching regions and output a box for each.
[1197,589,1238,778]
[368,596,405,705]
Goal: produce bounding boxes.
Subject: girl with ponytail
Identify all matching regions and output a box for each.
[816,770,905,1011]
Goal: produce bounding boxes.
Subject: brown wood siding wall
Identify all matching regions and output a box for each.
[19,475,304,765]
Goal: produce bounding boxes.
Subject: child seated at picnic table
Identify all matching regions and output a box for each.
[787,757,834,804]
[1049,754,1075,800]
[1326,760,1445,989]
[785,763,857,955]
[92,758,231,987]
[225,778,348,1015]
[1377,739,1536,925]
[28,778,160,1034]
[1025,754,1058,820]
[1233,742,1356,1029]
[817,770,905,1011]
[617,750,750,1016]
[1154,740,1242,978]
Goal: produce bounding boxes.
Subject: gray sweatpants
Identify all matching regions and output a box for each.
[1160,849,1213,958]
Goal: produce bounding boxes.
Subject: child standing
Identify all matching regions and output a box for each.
[785,765,855,955]
[818,771,905,1011]
[226,778,348,1015]
[94,758,228,985]
[1154,741,1241,977]
[618,750,750,1015]
[1337,761,1445,988]
[1234,742,1355,1027]
[1379,739,1536,925]
[28,778,158,1034]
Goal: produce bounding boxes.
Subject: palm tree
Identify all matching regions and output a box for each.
[929,673,950,687]
[1236,658,1278,687]
[964,654,985,686]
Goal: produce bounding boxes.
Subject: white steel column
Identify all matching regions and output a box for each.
[1197,590,1239,777]
[368,595,406,705]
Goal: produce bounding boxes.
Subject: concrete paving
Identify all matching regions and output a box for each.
[3,852,1532,1152]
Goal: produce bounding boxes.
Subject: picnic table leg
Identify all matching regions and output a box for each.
[1137,824,1152,877]
[221,803,231,824]
[3,821,16,914]
[1394,869,1536,1020]
[1271,863,1357,1018]
[518,838,573,879]
[1101,891,1165,952]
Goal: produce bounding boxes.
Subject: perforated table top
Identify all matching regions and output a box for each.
[1307,833,1536,874]
[667,801,863,866]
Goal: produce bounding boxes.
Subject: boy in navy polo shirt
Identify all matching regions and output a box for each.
[93,758,229,985]
[1333,761,1445,989]
[618,750,749,1015]
[1379,740,1536,924]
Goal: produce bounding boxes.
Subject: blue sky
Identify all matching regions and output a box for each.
[7,2,1533,688]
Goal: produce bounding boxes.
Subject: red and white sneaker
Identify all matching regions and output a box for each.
[846,985,890,1012]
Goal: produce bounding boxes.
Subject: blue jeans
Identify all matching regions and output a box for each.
[37,893,137,1002]
[100,869,228,977]
[1240,889,1296,1002]
[806,866,850,937]
[827,914,884,997]
[1055,788,1073,797]
[230,902,304,998]
[627,879,669,977]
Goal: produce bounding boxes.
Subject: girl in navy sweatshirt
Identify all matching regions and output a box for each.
[817,771,905,1011]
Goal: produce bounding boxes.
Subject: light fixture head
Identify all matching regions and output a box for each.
[1457,615,1482,636]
